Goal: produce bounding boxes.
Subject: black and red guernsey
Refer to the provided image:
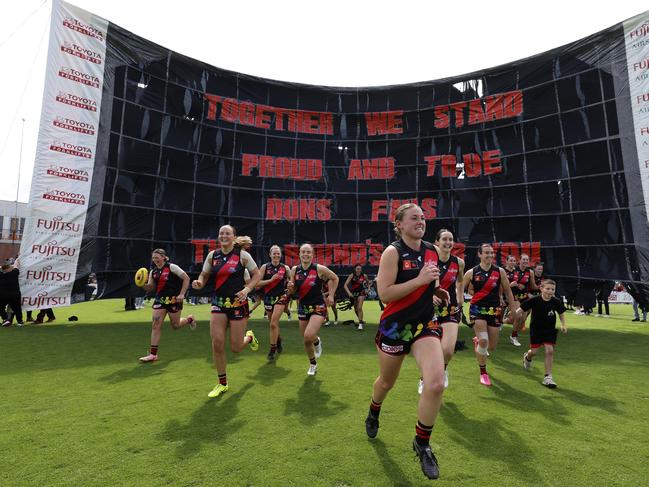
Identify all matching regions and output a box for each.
[262,262,288,297]
[379,239,439,329]
[436,254,461,306]
[505,267,520,286]
[517,267,534,295]
[211,247,245,299]
[151,262,182,299]
[294,263,325,306]
[530,273,547,296]
[349,273,368,294]
[470,264,502,308]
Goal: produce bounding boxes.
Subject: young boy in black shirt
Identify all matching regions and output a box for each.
[519,279,567,388]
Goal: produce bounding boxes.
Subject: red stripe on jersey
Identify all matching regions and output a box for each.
[264,266,286,294]
[155,266,170,296]
[439,261,459,290]
[298,268,318,300]
[381,247,438,320]
[380,283,429,321]
[471,269,501,303]
[214,254,241,291]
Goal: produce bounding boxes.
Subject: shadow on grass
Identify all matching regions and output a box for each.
[492,355,622,415]
[484,374,572,426]
[98,360,173,383]
[283,377,349,425]
[368,438,414,487]
[160,382,254,457]
[247,361,291,387]
[441,401,542,483]
[552,386,621,414]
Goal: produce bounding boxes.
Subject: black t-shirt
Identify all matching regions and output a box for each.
[520,295,566,329]
[0,268,20,295]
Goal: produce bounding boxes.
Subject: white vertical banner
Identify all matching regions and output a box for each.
[19,0,108,310]
[624,14,649,223]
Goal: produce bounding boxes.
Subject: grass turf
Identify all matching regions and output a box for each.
[1,300,647,486]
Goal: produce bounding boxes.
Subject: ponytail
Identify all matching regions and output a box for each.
[234,236,253,249]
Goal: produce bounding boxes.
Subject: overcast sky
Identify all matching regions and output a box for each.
[1,0,647,203]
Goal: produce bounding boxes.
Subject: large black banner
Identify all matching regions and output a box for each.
[74,8,649,298]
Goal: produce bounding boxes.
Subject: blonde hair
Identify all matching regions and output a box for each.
[234,236,253,249]
[393,203,419,238]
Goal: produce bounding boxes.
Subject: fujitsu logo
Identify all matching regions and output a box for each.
[53,116,95,135]
[26,266,73,283]
[58,66,100,88]
[63,17,105,42]
[31,240,77,257]
[22,292,69,308]
[46,165,90,181]
[56,91,97,112]
[629,21,649,40]
[49,140,93,159]
[42,190,87,205]
[60,41,102,64]
[36,216,80,232]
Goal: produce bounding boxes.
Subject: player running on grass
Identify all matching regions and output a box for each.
[287,243,339,376]
[139,249,196,363]
[502,254,523,346]
[365,203,449,480]
[510,253,538,345]
[343,264,370,330]
[192,225,261,398]
[256,245,291,361]
[462,243,516,387]
[418,228,464,393]
[520,279,567,388]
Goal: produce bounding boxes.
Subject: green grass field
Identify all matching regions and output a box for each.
[1,300,647,486]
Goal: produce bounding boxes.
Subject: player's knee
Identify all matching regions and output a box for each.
[151,316,163,329]
[545,346,554,356]
[211,337,225,352]
[477,331,489,355]
[303,330,318,344]
[377,376,396,392]
[422,375,444,396]
[170,320,182,330]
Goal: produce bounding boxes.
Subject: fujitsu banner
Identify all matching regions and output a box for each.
[19,0,107,310]
[23,2,649,303]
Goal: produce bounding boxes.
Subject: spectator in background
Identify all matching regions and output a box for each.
[596,280,615,317]
[1,258,24,327]
[34,308,55,324]
[632,297,647,322]
[575,280,597,316]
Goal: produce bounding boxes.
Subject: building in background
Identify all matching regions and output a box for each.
[0,200,27,262]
